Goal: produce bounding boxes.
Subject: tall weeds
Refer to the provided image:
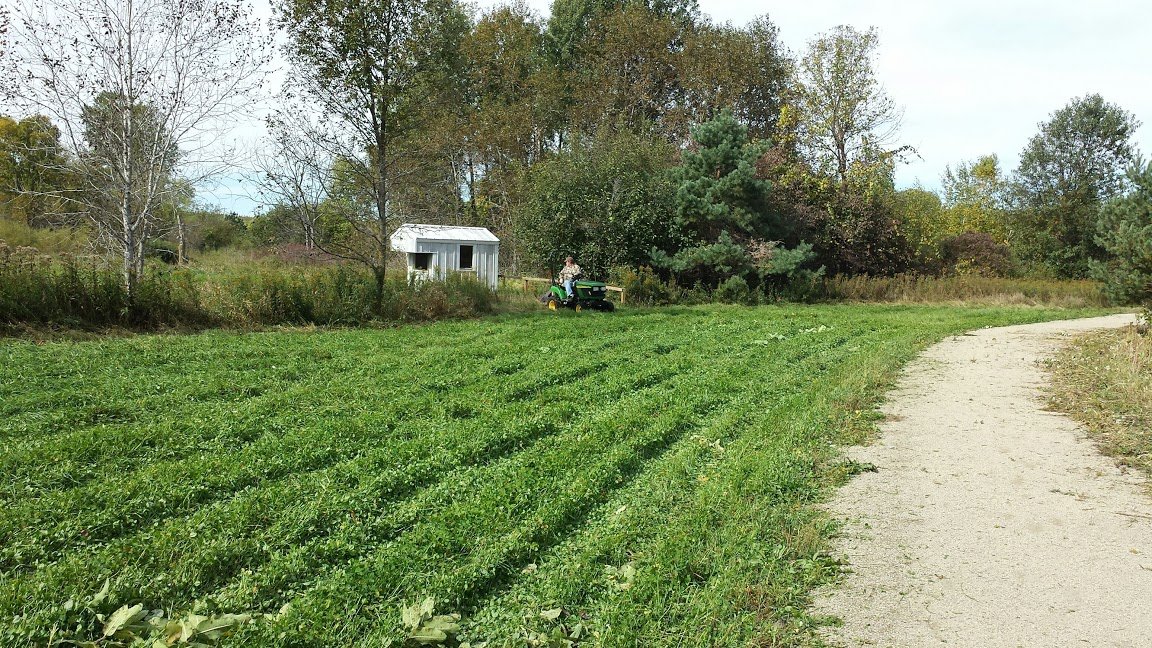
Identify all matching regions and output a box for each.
[792,274,1109,308]
[0,243,496,331]
[1050,326,1152,477]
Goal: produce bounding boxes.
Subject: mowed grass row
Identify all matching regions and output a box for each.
[0,313,733,616]
[0,312,718,572]
[0,305,1098,646]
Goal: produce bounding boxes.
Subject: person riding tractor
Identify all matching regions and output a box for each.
[558,256,581,297]
[542,256,615,312]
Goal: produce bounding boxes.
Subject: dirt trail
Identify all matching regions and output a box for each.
[814,313,1152,647]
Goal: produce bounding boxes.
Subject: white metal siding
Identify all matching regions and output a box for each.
[394,223,501,290]
[409,241,498,289]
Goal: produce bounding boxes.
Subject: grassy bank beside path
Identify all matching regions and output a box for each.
[0,305,1106,647]
[1050,324,1152,479]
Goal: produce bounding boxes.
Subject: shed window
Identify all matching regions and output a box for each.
[459,245,474,270]
[412,253,433,270]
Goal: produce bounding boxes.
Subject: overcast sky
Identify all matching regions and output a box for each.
[209,0,1150,213]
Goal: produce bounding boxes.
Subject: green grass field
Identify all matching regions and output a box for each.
[0,305,1102,647]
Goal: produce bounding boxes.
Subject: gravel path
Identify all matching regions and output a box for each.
[814,313,1152,647]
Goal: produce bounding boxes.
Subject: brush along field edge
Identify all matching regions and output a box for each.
[815,313,1152,647]
[0,306,1115,646]
[1050,326,1152,478]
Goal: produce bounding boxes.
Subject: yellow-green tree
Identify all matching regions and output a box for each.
[891,186,945,268]
[795,25,902,185]
[0,114,67,227]
[941,154,1009,243]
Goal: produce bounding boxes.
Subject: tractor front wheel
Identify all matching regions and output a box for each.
[547,298,559,310]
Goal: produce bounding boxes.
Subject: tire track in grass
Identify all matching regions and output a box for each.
[0,311,623,464]
[193,322,720,610]
[2,348,674,618]
[0,318,538,449]
[245,382,714,646]
[0,410,570,637]
[202,367,689,614]
[453,328,863,645]
[549,319,998,646]
[4,357,681,641]
[0,345,615,574]
[0,311,672,571]
[0,327,530,495]
[583,345,882,646]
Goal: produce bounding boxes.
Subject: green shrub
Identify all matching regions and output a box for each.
[714,275,752,304]
[611,266,672,306]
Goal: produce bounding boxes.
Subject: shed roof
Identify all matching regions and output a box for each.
[392,223,499,243]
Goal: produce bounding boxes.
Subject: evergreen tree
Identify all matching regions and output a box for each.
[1092,161,1152,305]
[656,111,812,287]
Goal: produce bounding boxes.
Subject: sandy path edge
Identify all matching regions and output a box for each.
[812,313,1152,648]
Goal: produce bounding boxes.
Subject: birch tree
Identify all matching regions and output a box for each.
[795,25,902,184]
[3,0,266,295]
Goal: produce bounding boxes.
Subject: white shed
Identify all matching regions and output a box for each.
[389,223,500,289]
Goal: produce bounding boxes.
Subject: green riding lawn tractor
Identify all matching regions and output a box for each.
[545,278,616,312]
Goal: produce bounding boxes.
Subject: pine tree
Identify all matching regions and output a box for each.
[1093,161,1152,305]
[657,111,812,287]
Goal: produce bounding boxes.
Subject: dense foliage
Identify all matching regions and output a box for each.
[1092,161,1152,305]
[1011,94,1141,277]
[518,130,676,277]
[0,305,1098,646]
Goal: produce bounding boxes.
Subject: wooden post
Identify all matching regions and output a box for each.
[606,285,625,305]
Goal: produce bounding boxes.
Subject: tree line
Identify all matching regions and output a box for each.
[1,0,1149,305]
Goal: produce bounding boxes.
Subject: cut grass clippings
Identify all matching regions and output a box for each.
[1050,324,1152,479]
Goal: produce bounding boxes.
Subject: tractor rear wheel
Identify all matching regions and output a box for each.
[601,301,615,312]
